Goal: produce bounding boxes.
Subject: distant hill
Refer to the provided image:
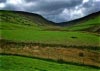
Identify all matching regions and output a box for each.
[60,11,100,33]
[58,11,100,26]
[0,10,60,30]
[0,10,100,33]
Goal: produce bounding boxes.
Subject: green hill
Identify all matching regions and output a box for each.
[0,10,100,33]
[61,12,100,33]
[0,10,100,69]
[0,10,100,47]
[0,10,60,30]
[0,10,100,32]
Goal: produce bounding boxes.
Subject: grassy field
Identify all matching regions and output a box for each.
[0,55,100,71]
[0,10,100,70]
[0,11,99,48]
[1,30,100,47]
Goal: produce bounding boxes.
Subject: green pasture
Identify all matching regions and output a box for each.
[1,30,99,47]
[0,55,99,71]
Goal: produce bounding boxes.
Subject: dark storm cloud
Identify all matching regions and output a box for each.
[25,0,38,2]
[83,0,100,14]
[0,0,100,23]
[0,0,6,3]
[32,0,82,11]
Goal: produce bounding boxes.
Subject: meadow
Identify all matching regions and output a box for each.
[1,30,100,48]
[0,55,100,71]
[0,10,100,70]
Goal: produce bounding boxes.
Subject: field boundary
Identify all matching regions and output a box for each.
[1,39,100,51]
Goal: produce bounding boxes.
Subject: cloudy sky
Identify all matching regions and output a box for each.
[0,0,100,23]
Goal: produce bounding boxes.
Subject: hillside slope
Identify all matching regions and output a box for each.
[0,10,99,47]
[61,12,100,33]
[0,10,100,68]
[0,10,60,30]
[0,10,100,33]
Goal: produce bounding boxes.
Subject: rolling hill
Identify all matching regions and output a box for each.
[57,11,100,33]
[0,10,60,30]
[62,12,100,32]
[0,10,100,32]
[0,10,99,47]
[0,10,100,69]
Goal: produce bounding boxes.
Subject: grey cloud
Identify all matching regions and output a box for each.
[0,0,6,3]
[80,0,100,15]
[25,0,38,2]
[26,0,83,12]
[2,5,20,10]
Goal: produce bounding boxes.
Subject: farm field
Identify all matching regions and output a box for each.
[0,55,100,71]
